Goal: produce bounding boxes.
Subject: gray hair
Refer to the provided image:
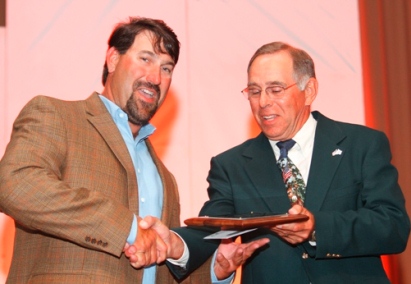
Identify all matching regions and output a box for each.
[247,42,315,90]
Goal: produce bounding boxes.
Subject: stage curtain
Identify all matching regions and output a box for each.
[359,1,411,283]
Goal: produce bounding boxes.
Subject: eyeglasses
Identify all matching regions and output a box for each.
[241,83,298,100]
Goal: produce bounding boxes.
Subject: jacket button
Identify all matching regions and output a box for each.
[302,253,308,259]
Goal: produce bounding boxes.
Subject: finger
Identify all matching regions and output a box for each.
[282,231,295,240]
[128,253,138,263]
[251,238,270,248]
[126,244,136,254]
[243,238,269,258]
[124,247,136,258]
[143,236,160,266]
[130,252,146,269]
[149,245,157,265]
[215,251,243,281]
[233,246,245,264]
[156,250,167,264]
[156,238,168,263]
[134,241,150,257]
[215,252,230,270]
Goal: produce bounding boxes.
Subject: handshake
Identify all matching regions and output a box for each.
[123,216,270,280]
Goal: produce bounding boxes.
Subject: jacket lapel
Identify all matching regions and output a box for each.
[84,93,138,212]
[304,111,346,211]
[146,139,179,228]
[242,111,347,214]
[242,133,291,213]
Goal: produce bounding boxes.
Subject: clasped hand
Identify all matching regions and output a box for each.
[123,215,270,280]
[123,216,171,269]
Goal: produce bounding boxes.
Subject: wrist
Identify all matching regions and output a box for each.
[168,231,185,260]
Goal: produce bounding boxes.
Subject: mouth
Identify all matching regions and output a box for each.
[262,114,277,121]
[138,87,156,100]
[133,81,160,103]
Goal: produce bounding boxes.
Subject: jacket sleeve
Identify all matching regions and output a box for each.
[0,96,133,257]
[310,130,410,258]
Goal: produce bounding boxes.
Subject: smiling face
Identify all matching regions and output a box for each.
[247,51,317,141]
[102,30,175,136]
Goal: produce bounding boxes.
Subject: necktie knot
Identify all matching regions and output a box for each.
[277,139,296,159]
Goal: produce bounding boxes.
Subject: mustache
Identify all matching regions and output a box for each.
[132,81,161,98]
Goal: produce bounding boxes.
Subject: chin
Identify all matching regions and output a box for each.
[262,128,283,140]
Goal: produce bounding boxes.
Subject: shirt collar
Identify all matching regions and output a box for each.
[292,113,317,153]
[98,94,156,142]
[269,113,317,154]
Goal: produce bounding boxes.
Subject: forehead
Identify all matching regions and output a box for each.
[248,51,293,83]
[129,31,174,62]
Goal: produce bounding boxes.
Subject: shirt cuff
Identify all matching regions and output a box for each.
[167,231,189,267]
[127,214,137,244]
[308,230,316,246]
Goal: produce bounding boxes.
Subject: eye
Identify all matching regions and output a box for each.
[140,56,150,63]
[248,88,262,96]
[162,65,174,75]
[267,86,284,94]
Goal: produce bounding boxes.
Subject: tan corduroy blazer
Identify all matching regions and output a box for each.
[0,93,210,283]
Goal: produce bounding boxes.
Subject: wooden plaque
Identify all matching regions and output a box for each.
[184,214,308,230]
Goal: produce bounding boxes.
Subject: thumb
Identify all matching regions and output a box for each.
[288,204,303,215]
[139,215,157,229]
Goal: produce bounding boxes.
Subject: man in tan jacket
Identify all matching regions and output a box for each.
[0,16,199,283]
[0,16,269,283]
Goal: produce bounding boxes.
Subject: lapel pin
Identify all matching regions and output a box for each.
[332,149,343,156]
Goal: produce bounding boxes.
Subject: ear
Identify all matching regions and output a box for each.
[106,46,120,73]
[303,78,318,106]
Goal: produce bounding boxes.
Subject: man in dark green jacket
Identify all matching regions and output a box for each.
[173,41,410,284]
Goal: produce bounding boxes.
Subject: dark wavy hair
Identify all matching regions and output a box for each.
[102,17,180,85]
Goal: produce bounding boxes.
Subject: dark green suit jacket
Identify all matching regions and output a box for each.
[174,111,410,284]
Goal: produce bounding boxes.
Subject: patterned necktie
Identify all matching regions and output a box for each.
[276,139,306,206]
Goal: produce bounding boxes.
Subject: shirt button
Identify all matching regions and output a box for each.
[141,197,145,203]
[119,113,125,118]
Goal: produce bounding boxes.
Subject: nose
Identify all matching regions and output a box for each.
[146,66,161,85]
[259,90,272,108]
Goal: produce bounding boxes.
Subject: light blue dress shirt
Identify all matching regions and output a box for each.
[100,95,162,284]
[100,95,232,284]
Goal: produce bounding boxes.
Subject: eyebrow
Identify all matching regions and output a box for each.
[247,80,285,88]
[139,50,175,67]
[266,80,286,86]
